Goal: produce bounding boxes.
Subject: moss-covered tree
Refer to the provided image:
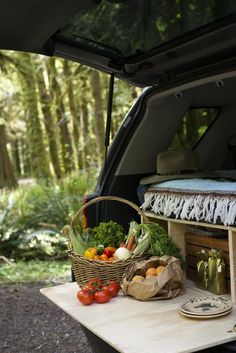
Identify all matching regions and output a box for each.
[34,57,62,178]
[17,53,51,179]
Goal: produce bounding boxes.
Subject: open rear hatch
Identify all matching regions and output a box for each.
[0,0,236,87]
[54,0,236,87]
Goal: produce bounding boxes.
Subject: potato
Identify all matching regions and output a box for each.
[131,275,145,282]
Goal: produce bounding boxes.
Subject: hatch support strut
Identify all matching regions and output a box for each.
[104,73,114,169]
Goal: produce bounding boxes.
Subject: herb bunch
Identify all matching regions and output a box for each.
[148,223,185,267]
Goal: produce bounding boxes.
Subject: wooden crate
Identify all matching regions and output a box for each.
[185,232,230,292]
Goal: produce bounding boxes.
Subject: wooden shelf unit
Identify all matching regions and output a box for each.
[144,211,236,304]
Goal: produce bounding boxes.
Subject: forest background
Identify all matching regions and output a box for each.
[0,0,220,280]
[0,51,140,282]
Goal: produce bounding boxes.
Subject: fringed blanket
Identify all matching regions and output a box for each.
[141,179,236,226]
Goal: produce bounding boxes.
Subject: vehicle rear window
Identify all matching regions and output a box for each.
[169,107,219,150]
[57,0,236,58]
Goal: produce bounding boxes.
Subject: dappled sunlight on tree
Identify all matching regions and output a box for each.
[0,51,140,187]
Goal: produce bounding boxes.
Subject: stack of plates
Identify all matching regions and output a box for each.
[179,296,233,319]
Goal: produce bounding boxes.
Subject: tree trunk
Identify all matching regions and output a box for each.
[19,138,31,177]
[35,59,62,178]
[63,60,80,169]
[90,70,105,166]
[12,139,21,177]
[47,58,74,174]
[18,54,51,179]
[0,120,16,188]
[80,98,90,170]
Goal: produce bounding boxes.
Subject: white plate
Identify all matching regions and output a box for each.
[180,296,232,316]
[179,308,232,319]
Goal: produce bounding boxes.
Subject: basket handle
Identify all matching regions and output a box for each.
[71,195,149,228]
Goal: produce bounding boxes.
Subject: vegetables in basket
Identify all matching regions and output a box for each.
[84,246,117,261]
[64,218,184,267]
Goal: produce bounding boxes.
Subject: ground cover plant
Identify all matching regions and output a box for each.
[0,171,96,262]
[0,259,71,283]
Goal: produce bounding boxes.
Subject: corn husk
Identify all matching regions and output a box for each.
[63,225,86,255]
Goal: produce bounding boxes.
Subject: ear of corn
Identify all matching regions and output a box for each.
[132,233,150,255]
[132,223,151,255]
[63,225,86,255]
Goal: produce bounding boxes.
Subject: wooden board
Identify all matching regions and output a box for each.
[41,282,236,353]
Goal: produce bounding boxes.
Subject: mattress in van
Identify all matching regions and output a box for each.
[141,179,236,226]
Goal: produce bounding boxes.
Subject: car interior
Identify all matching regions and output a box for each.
[93,70,236,227]
[116,71,236,177]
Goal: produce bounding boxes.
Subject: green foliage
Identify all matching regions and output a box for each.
[0,259,71,283]
[132,222,184,265]
[60,0,235,58]
[0,172,96,260]
[169,108,219,150]
[88,220,126,248]
[0,229,67,260]
[147,223,185,267]
[0,51,138,184]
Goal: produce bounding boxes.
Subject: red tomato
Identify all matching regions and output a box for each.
[88,277,103,290]
[102,287,112,298]
[102,284,118,298]
[108,280,120,294]
[105,246,116,254]
[77,290,94,305]
[83,284,96,294]
[103,249,113,258]
[94,289,110,304]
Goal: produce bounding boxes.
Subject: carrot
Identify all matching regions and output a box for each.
[131,243,137,251]
[126,235,135,250]
[120,242,126,248]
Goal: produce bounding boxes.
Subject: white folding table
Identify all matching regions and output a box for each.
[40,281,236,353]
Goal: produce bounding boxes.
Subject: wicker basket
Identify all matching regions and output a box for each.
[66,195,149,287]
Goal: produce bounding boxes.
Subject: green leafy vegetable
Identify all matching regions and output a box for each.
[87,220,126,248]
[133,222,185,267]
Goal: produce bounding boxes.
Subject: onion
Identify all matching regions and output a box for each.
[114,247,131,261]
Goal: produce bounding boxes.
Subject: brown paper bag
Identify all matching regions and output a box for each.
[121,255,185,301]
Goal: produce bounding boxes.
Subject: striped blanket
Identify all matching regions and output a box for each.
[141,179,236,226]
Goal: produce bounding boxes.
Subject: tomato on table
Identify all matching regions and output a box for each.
[83,283,97,294]
[94,289,110,304]
[77,289,94,305]
[108,280,120,295]
[88,277,103,290]
[103,282,119,298]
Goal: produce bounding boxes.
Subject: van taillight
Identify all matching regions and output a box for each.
[82,195,89,229]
